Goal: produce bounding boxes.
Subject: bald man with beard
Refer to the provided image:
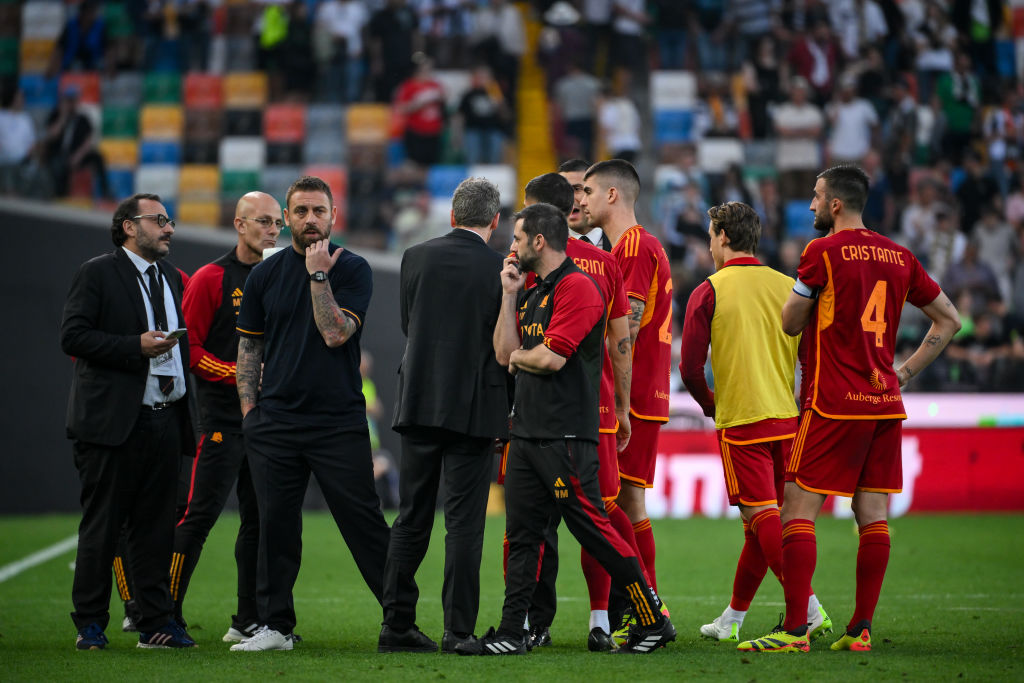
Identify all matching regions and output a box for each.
[171,191,283,639]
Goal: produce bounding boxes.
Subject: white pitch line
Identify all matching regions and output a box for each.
[0,535,78,583]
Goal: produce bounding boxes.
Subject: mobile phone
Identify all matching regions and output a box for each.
[163,328,187,341]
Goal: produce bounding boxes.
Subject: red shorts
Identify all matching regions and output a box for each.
[617,417,662,488]
[787,410,903,497]
[598,432,620,500]
[718,434,789,507]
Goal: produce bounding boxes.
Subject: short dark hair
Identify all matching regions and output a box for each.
[524,173,574,216]
[707,202,761,255]
[583,159,641,202]
[514,203,568,251]
[558,158,590,174]
[286,175,333,210]
[817,165,869,213]
[111,193,161,246]
[452,177,501,228]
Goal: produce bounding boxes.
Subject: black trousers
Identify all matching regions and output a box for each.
[382,427,493,635]
[501,438,660,635]
[527,515,559,629]
[243,407,390,634]
[71,405,180,632]
[171,429,259,629]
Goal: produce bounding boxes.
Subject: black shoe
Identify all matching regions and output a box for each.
[587,627,615,652]
[611,617,676,654]
[455,627,526,656]
[528,625,551,649]
[441,631,475,654]
[378,624,438,653]
[137,620,197,648]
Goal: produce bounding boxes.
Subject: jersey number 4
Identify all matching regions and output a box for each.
[860,280,887,348]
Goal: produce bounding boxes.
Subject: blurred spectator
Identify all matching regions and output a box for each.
[882,75,918,201]
[394,53,445,167]
[537,2,587,92]
[828,0,889,61]
[179,0,212,72]
[369,0,421,103]
[826,72,878,164]
[693,0,728,72]
[279,1,315,102]
[581,0,613,77]
[856,46,891,117]
[1006,175,1024,226]
[945,310,1015,390]
[598,78,642,162]
[256,2,289,100]
[41,86,109,199]
[911,1,957,102]
[719,0,781,71]
[554,61,601,160]
[752,176,783,264]
[0,83,37,195]
[773,75,824,203]
[945,239,1004,315]
[650,0,689,70]
[973,205,1017,304]
[609,0,650,86]
[417,0,474,68]
[661,181,708,263]
[861,150,894,234]
[951,0,1002,82]
[936,52,981,165]
[982,91,1023,198]
[785,18,840,106]
[899,177,943,255]
[926,206,967,284]
[1011,226,1024,314]
[316,0,371,103]
[713,163,753,206]
[457,65,508,165]
[54,0,106,74]
[742,35,783,139]
[955,152,999,238]
[693,72,739,138]
[470,0,526,108]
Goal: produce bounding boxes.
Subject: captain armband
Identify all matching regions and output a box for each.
[792,278,818,299]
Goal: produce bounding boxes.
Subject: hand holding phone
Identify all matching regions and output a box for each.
[162,328,188,341]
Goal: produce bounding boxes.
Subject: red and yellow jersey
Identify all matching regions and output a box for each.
[566,237,630,432]
[612,224,673,422]
[796,229,940,419]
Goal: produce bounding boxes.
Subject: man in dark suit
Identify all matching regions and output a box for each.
[379,177,510,653]
[559,158,612,251]
[61,193,197,650]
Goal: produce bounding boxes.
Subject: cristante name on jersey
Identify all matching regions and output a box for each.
[840,244,907,266]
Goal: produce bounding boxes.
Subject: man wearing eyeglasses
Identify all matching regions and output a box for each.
[164,191,283,642]
[61,193,197,649]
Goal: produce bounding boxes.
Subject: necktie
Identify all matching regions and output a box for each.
[579,235,592,245]
[146,265,174,396]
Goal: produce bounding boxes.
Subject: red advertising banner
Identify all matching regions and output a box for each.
[649,428,1024,519]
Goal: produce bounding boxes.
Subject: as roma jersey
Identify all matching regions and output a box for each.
[612,225,673,422]
[796,228,940,419]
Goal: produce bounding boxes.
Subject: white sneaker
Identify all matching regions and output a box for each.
[229,626,293,651]
[700,615,740,642]
[808,604,833,641]
[223,622,260,643]
[122,615,137,633]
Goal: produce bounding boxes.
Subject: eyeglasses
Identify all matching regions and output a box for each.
[133,214,175,228]
[240,216,284,229]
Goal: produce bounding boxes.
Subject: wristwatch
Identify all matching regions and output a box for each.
[309,270,328,283]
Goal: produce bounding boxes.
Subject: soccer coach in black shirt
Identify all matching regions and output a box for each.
[231,176,390,651]
[458,203,675,655]
[379,178,510,654]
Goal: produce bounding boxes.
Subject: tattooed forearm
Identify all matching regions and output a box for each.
[237,336,264,413]
[616,336,630,356]
[628,299,645,343]
[925,334,942,346]
[311,286,358,347]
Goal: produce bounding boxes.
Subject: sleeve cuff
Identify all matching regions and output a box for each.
[793,278,817,299]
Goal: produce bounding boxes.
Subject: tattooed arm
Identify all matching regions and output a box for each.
[607,314,632,452]
[306,240,359,348]
[896,290,961,387]
[628,297,645,344]
[237,336,264,418]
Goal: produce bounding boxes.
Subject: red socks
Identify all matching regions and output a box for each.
[750,508,783,580]
[632,518,657,592]
[781,518,816,632]
[851,520,890,629]
[729,509,783,611]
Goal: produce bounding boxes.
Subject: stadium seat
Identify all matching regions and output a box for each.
[21,1,65,40]
[183,73,223,110]
[183,141,219,165]
[265,104,306,143]
[223,72,268,109]
[224,3,258,36]
[346,104,392,145]
[697,137,745,174]
[653,164,686,193]
[143,72,182,104]
[178,164,220,201]
[185,108,224,141]
[653,110,695,145]
[99,139,138,168]
[0,4,19,38]
[221,169,261,199]
[388,140,405,167]
[148,38,182,73]
[302,164,347,233]
[651,71,698,110]
[219,137,265,170]
[303,133,346,166]
[69,167,96,200]
[100,72,143,108]
[101,106,139,138]
[106,168,134,198]
[306,104,345,138]
[267,143,303,166]
[58,72,101,104]
[784,200,815,239]
[224,108,262,137]
[139,140,182,165]
[178,200,221,227]
[18,37,56,73]
[468,164,517,207]
[0,37,18,75]
[426,165,468,200]
[262,165,302,206]
[224,35,256,72]
[135,164,180,199]
[140,105,184,140]
[19,73,57,108]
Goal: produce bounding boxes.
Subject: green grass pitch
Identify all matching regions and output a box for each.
[1,512,1022,681]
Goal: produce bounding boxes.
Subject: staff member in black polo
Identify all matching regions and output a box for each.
[458,203,675,655]
[231,175,390,652]
[379,177,510,654]
[61,193,196,650]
